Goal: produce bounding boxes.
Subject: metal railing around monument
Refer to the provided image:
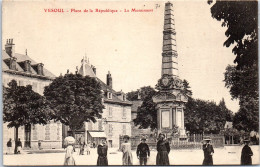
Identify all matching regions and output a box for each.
[119,134,224,150]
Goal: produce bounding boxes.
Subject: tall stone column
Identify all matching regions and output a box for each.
[153,1,188,138]
[162,2,178,77]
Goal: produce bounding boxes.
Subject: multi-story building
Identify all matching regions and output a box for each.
[2,39,62,151]
[66,57,132,148]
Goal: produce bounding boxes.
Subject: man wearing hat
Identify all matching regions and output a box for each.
[241,139,253,165]
[136,137,150,165]
[202,137,214,165]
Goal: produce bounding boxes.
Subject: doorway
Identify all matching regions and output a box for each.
[24,124,31,148]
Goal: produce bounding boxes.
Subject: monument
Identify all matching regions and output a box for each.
[153,2,188,137]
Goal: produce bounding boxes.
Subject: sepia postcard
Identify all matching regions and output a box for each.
[2,0,259,166]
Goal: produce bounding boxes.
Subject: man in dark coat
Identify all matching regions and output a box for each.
[241,139,253,165]
[136,137,150,165]
[97,139,108,166]
[6,138,12,154]
[202,138,214,165]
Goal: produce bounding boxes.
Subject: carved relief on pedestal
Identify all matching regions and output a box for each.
[156,75,184,91]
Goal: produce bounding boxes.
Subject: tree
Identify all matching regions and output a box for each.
[126,90,138,101]
[218,98,233,122]
[224,64,258,132]
[182,79,193,98]
[44,73,104,137]
[131,86,158,131]
[210,1,258,69]
[184,98,233,134]
[3,80,51,153]
[210,1,258,132]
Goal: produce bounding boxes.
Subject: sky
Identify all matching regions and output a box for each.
[2,0,239,112]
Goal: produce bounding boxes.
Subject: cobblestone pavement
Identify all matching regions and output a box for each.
[3,146,259,166]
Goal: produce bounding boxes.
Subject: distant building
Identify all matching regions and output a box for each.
[224,121,233,129]
[65,57,132,148]
[2,39,62,150]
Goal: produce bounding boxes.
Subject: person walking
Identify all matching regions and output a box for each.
[16,138,22,154]
[64,135,76,165]
[202,137,214,165]
[79,137,85,155]
[136,137,150,165]
[6,138,12,155]
[121,135,133,165]
[86,143,91,155]
[156,133,170,165]
[97,139,108,166]
[241,139,253,165]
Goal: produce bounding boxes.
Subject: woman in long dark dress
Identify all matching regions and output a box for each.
[156,133,170,165]
[202,138,214,165]
[97,139,108,166]
[241,139,253,165]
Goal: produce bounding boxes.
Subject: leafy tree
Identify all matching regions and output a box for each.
[224,64,258,132]
[210,1,258,132]
[218,98,233,122]
[3,80,51,153]
[210,1,258,69]
[126,90,138,101]
[182,79,193,98]
[185,98,233,134]
[131,86,158,130]
[44,73,104,137]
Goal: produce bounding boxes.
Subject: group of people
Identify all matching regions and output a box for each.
[6,138,23,154]
[78,137,91,156]
[63,133,254,166]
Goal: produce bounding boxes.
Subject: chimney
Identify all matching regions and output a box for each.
[5,39,15,57]
[106,71,112,88]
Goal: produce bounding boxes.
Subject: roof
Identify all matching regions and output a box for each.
[98,78,132,106]
[2,51,56,79]
[79,63,96,77]
[78,58,132,106]
[131,100,143,112]
[88,131,106,138]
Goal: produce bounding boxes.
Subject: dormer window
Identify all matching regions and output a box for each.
[107,92,112,99]
[32,63,44,75]
[123,95,126,101]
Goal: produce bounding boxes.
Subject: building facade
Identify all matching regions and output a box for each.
[67,57,132,148]
[2,39,62,151]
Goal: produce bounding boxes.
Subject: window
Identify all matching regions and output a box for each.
[107,92,112,99]
[98,120,102,131]
[122,124,126,135]
[123,95,126,101]
[109,124,113,134]
[122,107,126,118]
[108,106,113,117]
